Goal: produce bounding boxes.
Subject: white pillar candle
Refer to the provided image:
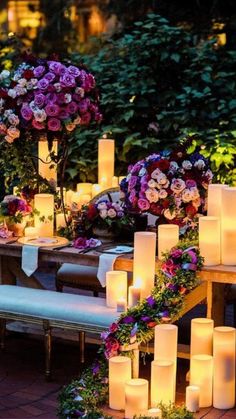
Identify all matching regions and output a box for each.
[92,183,102,198]
[109,355,131,410]
[207,183,227,217]
[199,216,221,266]
[190,318,214,357]
[151,360,175,406]
[76,183,92,195]
[128,285,141,308]
[213,326,235,409]
[38,139,57,186]
[65,189,74,207]
[34,193,54,237]
[106,271,127,308]
[117,297,127,312]
[133,231,156,299]
[98,138,115,189]
[24,226,38,239]
[125,378,148,419]
[221,187,236,265]
[147,408,162,418]
[190,355,213,407]
[56,213,66,230]
[157,224,179,260]
[111,176,119,187]
[185,386,200,413]
[80,194,91,205]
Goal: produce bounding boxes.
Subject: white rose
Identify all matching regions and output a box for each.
[54,83,62,92]
[164,208,176,220]
[161,180,170,189]
[34,109,47,122]
[182,189,193,203]
[190,187,200,200]
[99,209,108,219]
[0,70,10,79]
[15,86,27,96]
[8,114,19,126]
[145,188,159,203]
[159,189,168,199]
[156,173,167,185]
[8,89,17,98]
[107,208,117,218]
[97,202,107,210]
[169,161,179,172]
[194,159,205,170]
[4,110,13,117]
[29,101,38,111]
[75,87,85,97]
[151,168,161,179]
[17,78,27,87]
[139,167,146,176]
[204,169,213,182]
[182,160,192,170]
[170,178,186,194]
[148,179,157,188]
[64,93,72,103]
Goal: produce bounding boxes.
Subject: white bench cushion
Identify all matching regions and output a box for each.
[0,285,118,328]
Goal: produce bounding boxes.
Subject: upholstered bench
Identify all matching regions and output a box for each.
[0,285,119,379]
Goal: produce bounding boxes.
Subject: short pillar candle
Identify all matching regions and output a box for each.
[133,231,156,299]
[213,326,236,409]
[185,386,200,413]
[190,318,214,357]
[76,183,92,195]
[125,378,148,419]
[128,285,141,308]
[157,224,179,260]
[151,360,175,406]
[34,193,54,237]
[109,355,131,410]
[221,187,236,265]
[147,408,162,418]
[106,270,127,308]
[98,138,115,189]
[56,213,66,230]
[207,183,227,217]
[24,226,38,239]
[91,183,102,198]
[190,354,213,407]
[199,216,220,266]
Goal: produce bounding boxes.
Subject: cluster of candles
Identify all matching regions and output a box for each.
[199,184,236,265]
[108,319,236,417]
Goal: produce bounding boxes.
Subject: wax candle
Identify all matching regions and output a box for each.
[76,183,92,195]
[207,183,227,217]
[112,176,119,187]
[38,139,57,186]
[157,224,179,260]
[151,360,175,406]
[199,216,220,266]
[98,138,115,189]
[34,193,54,237]
[117,297,127,312]
[128,285,141,308]
[190,318,214,357]
[92,183,102,198]
[213,326,235,409]
[185,386,200,413]
[80,194,91,205]
[24,226,38,239]
[190,354,213,407]
[56,213,66,230]
[133,232,156,299]
[106,271,127,308]
[65,189,74,207]
[125,378,148,419]
[109,356,131,410]
[221,187,236,265]
[56,187,66,203]
[147,408,162,418]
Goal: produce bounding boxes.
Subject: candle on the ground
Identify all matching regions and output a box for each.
[109,355,131,410]
[125,378,148,419]
[190,354,213,407]
[151,360,175,406]
[56,213,66,230]
[185,385,200,413]
[207,183,227,217]
[190,318,214,357]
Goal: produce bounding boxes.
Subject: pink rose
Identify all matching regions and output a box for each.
[47,118,61,131]
[138,198,150,211]
[32,119,45,130]
[45,103,60,117]
[73,237,87,249]
[21,106,33,121]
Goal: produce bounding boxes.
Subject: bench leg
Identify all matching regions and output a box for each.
[0,319,6,350]
[43,321,52,381]
[79,331,85,364]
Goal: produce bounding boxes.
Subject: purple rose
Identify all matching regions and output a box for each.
[34,93,45,107]
[45,103,60,117]
[186,179,197,188]
[187,250,198,264]
[77,99,89,114]
[73,237,87,249]
[49,61,66,75]
[146,295,156,307]
[129,189,137,205]
[60,72,76,87]
[170,248,183,259]
[121,316,135,324]
[160,310,170,318]
[45,93,57,104]
[37,78,50,90]
[67,65,80,77]
[20,105,33,121]
[44,72,56,82]
[137,198,150,211]
[58,109,70,120]
[129,176,138,189]
[141,316,151,322]
[33,65,45,78]
[56,93,66,105]
[82,73,95,91]
[166,283,178,292]
[66,101,78,115]
[47,118,61,131]
[80,112,91,125]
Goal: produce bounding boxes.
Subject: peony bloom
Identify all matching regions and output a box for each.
[145,188,159,203]
[137,198,150,211]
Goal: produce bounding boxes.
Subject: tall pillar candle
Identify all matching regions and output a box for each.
[190,318,214,357]
[56,213,66,230]
[213,326,235,409]
[185,386,200,413]
[157,224,179,260]
[98,138,115,189]
[221,187,236,265]
[151,360,175,406]
[190,355,213,407]
[92,183,102,198]
[199,216,220,265]
[65,190,74,207]
[76,183,92,195]
[133,231,156,299]
[109,356,131,410]
[38,139,57,186]
[125,378,148,419]
[106,270,127,308]
[207,183,227,217]
[34,193,54,237]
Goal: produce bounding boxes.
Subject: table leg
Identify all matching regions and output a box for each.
[211,283,225,326]
[207,281,212,319]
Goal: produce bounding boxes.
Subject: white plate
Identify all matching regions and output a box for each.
[18,236,69,248]
[104,246,133,254]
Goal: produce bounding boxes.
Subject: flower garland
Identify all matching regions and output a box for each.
[58,238,203,418]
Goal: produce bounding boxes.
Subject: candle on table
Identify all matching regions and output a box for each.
[117,297,127,312]
[199,216,220,266]
[128,285,141,307]
[147,408,162,418]
[76,183,92,195]
[24,226,38,239]
[190,354,213,407]
[190,318,214,357]
[34,193,54,237]
[221,187,236,265]
[106,270,127,308]
[80,194,91,205]
[111,176,119,187]
[98,138,115,190]
[213,326,235,409]
[125,378,148,419]
[185,386,200,413]
[157,224,179,260]
[109,355,131,410]
[207,183,227,217]
[65,189,74,207]
[56,213,66,230]
[151,360,175,406]
[38,139,57,186]
[133,231,156,299]
[92,183,102,198]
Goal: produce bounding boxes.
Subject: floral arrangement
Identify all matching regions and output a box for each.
[0,56,102,144]
[73,236,102,251]
[58,238,203,418]
[0,195,32,224]
[120,141,213,228]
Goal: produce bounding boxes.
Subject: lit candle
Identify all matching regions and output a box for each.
[190,318,214,357]
[98,138,115,189]
[199,216,220,266]
[92,183,102,198]
[109,355,131,410]
[106,271,127,308]
[76,183,92,195]
[133,231,156,299]
[24,226,38,239]
[56,187,66,203]
[190,355,213,407]
[80,194,91,205]
[38,139,57,186]
[13,186,19,196]
[146,408,162,418]
[125,378,148,419]
[128,285,141,308]
[111,176,119,187]
[65,189,74,207]
[221,187,236,265]
[34,193,54,237]
[213,326,235,409]
[151,360,175,406]
[185,386,200,413]
[157,224,179,260]
[117,297,127,312]
[207,183,227,217]
[56,213,66,230]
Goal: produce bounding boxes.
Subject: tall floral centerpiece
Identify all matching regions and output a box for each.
[120,141,213,230]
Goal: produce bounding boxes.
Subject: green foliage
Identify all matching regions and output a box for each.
[135,402,193,419]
